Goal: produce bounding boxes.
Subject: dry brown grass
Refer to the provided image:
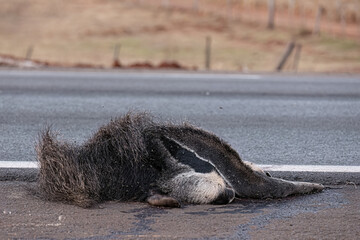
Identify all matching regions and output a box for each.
[0,0,359,72]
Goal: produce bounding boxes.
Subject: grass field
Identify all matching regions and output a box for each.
[0,0,359,72]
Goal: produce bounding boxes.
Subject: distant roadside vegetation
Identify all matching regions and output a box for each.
[0,0,359,72]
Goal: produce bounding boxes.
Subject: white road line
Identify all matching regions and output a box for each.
[1,161,360,172]
[0,161,38,169]
[259,164,360,173]
[149,73,263,80]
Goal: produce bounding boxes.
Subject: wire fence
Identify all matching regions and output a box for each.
[131,0,360,39]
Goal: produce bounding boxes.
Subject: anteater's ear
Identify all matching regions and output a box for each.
[160,136,215,174]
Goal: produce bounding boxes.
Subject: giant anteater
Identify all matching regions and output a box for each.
[36,112,324,208]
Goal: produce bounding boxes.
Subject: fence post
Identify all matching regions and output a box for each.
[276,41,295,72]
[162,0,170,8]
[192,0,199,11]
[26,46,34,60]
[288,0,295,26]
[267,0,276,29]
[205,36,212,70]
[313,5,325,35]
[113,44,121,68]
[292,44,302,72]
[340,4,346,36]
[358,3,360,38]
[227,0,233,22]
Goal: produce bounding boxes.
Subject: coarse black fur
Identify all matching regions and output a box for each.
[37,113,163,207]
[36,112,324,208]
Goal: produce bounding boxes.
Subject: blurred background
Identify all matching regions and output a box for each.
[0,0,359,72]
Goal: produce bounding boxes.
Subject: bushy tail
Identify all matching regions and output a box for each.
[36,129,100,208]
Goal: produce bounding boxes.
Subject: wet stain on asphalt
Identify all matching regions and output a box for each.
[79,207,168,240]
[233,188,347,240]
[57,206,168,240]
[123,207,167,234]
[185,199,271,216]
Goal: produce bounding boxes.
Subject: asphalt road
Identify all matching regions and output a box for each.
[2,181,359,239]
[1,70,360,240]
[1,70,359,166]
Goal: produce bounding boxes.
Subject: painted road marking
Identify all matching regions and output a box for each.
[0,161,38,169]
[1,161,360,172]
[260,164,360,173]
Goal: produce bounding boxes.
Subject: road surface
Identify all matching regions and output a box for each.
[1,70,359,166]
[1,181,359,239]
[1,69,360,240]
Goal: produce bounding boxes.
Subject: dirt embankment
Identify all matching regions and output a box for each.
[0,54,194,70]
[0,0,359,72]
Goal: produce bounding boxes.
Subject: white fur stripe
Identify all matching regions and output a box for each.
[1,161,360,173]
[164,137,233,187]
